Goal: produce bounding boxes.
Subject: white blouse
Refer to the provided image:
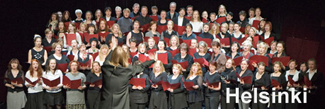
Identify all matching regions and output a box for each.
[190,21,203,33]
[25,71,43,93]
[42,70,63,93]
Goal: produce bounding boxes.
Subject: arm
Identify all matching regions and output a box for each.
[172,76,185,94]
[126,33,131,47]
[28,50,32,63]
[76,33,82,47]
[131,60,155,77]
[43,50,48,66]
[216,54,226,73]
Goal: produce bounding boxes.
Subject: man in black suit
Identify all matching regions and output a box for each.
[105,7,116,22]
[172,8,189,26]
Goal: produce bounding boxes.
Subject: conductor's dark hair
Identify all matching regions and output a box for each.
[105,7,112,12]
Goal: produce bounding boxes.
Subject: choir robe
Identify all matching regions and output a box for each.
[148,72,168,109]
[167,75,187,109]
[100,60,155,109]
[173,53,194,78]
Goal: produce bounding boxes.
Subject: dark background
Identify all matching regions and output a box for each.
[0,0,325,105]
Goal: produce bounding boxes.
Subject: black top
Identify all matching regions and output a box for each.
[186,75,203,102]
[237,69,254,94]
[130,31,143,45]
[236,19,249,28]
[172,17,189,26]
[193,52,211,73]
[180,33,196,40]
[157,19,168,25]
[86,73,102,91]
[217,32,231,39]
[77,52,90,63]
[272,52,287,58]
[166,11,179,20]
[173,53,194,77]
[204,71,221,95]
[4,70,25,92]
[220,68,237,91]
[46,54,70,68]
[31,48,45,64]
[42,38,57,47]
[198,32,214,41]
[260,32,276,41]
[167,75,185,94]
[226,52,242,59]
[105,16,117,22]
[129,73,151,103]
[149,72,167,92]
[231,33,244,40]
[105,34,124,45]
[134,15,152,26]
[161,30,178,39]
[253,72,270,91]
[270,73,286,91]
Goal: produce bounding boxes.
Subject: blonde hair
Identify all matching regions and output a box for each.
[123,8,131,13]
[99,44,109,60]
[110,23,123,38]
[137,43,147,53]
[190,10,201,22]
[153,61,165,74]
[187,62,203,79]
[198,41,208,53]
[218,4,227,15]
[257,42,269,54]
[172,64,183,75]
[109,46,130,67]
[170,35,180,47]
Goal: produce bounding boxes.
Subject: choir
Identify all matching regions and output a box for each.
[3,2,324,109]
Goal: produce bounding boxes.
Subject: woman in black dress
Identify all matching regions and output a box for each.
[166,35,179,51]
[272,41,287,58]
[220,59,237,109]
[193,41,211,73]
[29,35,48,66]
[203,61,222,109]
[167,64,187,109]
[226,42,242,59]
[160,20,178,39]
[129,61,151,109]
[149,61,168,109]
[252,62,270,109]
[157,10,168,25]
[74,44,93,75]
[86,62,102,109]
[237,60,254,109]
[173,43,194,78]
[185,62,204,109]
[42,29,57,55]
[269,61,286,109]
[46,42,70,73]
[156,40,173,74]
[217,23,232,52]
[126,21,144,46]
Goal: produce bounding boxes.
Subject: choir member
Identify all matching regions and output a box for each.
[117,8,133,33]
[305,58,324,109]
[236,10,249,28]
[190,39,199,49]
[261,21,276,40]
[194,41,211,73]
[67,40,79,56]
[129,37,138,54]
[209,12,217,23]
[226,12,234,24]
[147,37,157,50]
[210,41,227,72]
[104,7,117,22]
[167,35,180,51]
[86,38,99,54]
[203,61,222,109]
[180,23,196,40]
[42,59,64,109]
[115,6,122,19]
[157,40,173,73]
[126,21,144,46]
[106,24,124,46]
[46,42,70,73]
[217,4,227,18]
[244,24,252,35]
[86,62,102,109]
[252,62,270,109]
[228,22,234,34]
[190,10,203,33]
[237,60,254,109]
[157,10,168,25]
[62,11,71,23]
[252,42,272,73]
[130,3,141,18]
[272,41,286,58]
[151,6,159,16]
[56,22,66,36]
[74,44,93,74]
[132,43,148,63]
[65,22,82,48]
[248,8,255,25]
[149,61,168,109]
[209,23,220,39]
[135,6,152,26]
[98,20,109,44]
[64,61,87,109]
[220,59,237,109]
[299,62,307,76]
[25,59,43,109]
[269,61,286,109]
[79,22,87,35]
[285,59,303,109]
[84,24,99,46]
[48,13,59,31]
[4,59,26,109]
[173,43,194,78]
[145,21,160,37]
[167,2,178,20]
[226,42,242,59]
[94,9,103,25]
[186,5,193,17]
[172,8,189,26]
[185,62,204,109]
[95,44,109,66]
[241,40,254,59]
[257,20,266,35]
[160,20,178,39]
[249,8,264,25]
[267,41,277,54]
[73,9,83,23]
[83,11,96,26]
[129,61,151,109]
[100,46,155,109]
[217,23,232,52]
[232,23,244,40]
[43,29,57,49]
[201,11,209,22]
[28,35,48,66]
[167,64,188,109]
[198,23,214,40]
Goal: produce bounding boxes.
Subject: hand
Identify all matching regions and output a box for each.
[26,84,34,87]
[42,62,46,66]
[89,84,95,87]
[137,86,143,90]
[11,82,17,86]
[11,86,15,89]
[98,85,102,88]
[224,80,230,84]
[64,85,70,89]
[51,86,58,90]
[240,79,244,85]
[148,53,156,60]
[168,88,174,92]
[203,83,207,87]
[182,68,186,72]
[192,85,199,89]
[252,62,257,68]
[287,82,292,87]
[132,86,137,89]
[78,86,83,90]
[151,84,158,88]
[261,86,266,90]
[47,87,53,90]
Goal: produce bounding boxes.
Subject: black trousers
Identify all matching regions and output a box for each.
[221,92,235,109]
[205,93,220,109]
[87,91,101,109]
[130,102,146,109]
[188,101,202,109]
